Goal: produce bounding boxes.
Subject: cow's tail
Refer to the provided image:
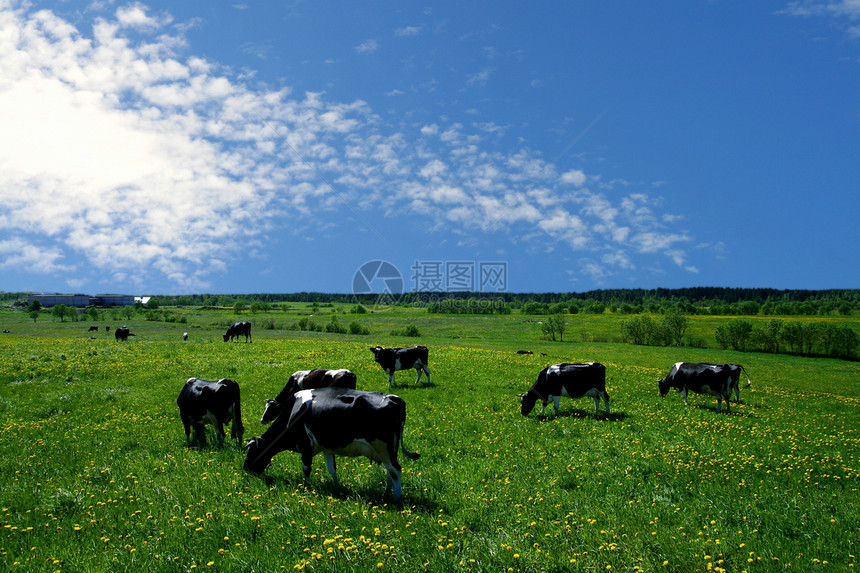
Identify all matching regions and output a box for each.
[399,420,420,461]
[739,365,752,388]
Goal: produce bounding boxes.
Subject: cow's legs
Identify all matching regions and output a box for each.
[539,400,548,415]
[181,415,193,446]
[324,453,339,486]
[552,396,561,415]
[680,388,689,407]
[383,461,402,501]
[213,422,226,448]
[414,367,422,385]
[388,372,396,389]
[301,450,314,481]
[422,365,431,385]
[593,395,600,415]
[603,392,611,415]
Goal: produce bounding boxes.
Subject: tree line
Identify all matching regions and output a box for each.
[144,288,858,317]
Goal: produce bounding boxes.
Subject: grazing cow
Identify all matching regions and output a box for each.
[177,377,245,448]
[369,346,431,388]
[183,332,188,341]
[702,363,751,403]
[114,326,130,341]
[223,321,252,342]
[88,325,99,332]
[518,362,610,417]
[516,350,533,355]
[244,387,420,501]
[260,368,358,423]
[657,362,735,413]
[105,326,110,333]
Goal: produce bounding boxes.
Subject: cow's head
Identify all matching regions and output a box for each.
[657,378,671,397]
[243,438,272,475]
[222,334,230,342]
[260,399,282,424]
[517,391,540,416]
[369,346,383,361]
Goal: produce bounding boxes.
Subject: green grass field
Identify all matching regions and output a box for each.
[0,306,858,572]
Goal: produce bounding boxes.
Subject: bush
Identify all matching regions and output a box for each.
[391,323,421,337]
[715,319,754,351]
[348,321,370,335]
[325,316,347,334]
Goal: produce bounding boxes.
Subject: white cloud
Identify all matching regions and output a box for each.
[116,4,167,29]
[0,2,699,290]
[782,1,860,35]
[466,68,493,87]
[561,169,586,187]
[395,26,420,37]
[355,38,378,54]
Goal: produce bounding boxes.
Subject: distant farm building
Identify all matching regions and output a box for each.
[28,293,139,308]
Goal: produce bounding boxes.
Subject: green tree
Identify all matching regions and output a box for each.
[662,308,689,346]
[779,321,803,353]
[325,315,347,334]
[621,315,653,345]
[752,319,783,353]
[233,300,246,314]
[541,313,567,342]
[715,319,754,351]
[51,304,69,322]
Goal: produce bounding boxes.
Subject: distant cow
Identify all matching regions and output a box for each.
[658,362,735,413]
[260,368,358,423]
[518,362,610,417]
[369,346,431,388]
[244,387,419,501]
[223,321,252,342]
[114,326,130,341]
[516,350,533,355]
[702,363,751,403]
[88,326,99,332]
[183,332,188,341]
[177,377,245,448]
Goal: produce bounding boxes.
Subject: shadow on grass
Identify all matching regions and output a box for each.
[247,470,442,512]
[388,381,437,391]
[535,409,629,422]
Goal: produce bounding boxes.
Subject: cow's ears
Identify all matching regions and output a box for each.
[265,399,276,405]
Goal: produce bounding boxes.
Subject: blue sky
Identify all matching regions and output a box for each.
[1,1,858,295]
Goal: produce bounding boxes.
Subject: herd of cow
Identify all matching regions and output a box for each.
[176,333,752,501]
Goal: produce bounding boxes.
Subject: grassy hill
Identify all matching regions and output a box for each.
[0,306,858,571]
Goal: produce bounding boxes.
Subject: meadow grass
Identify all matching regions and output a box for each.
[0,308,858,572]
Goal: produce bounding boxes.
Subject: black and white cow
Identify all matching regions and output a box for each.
[114,326,131,341]
[369,346,431,388]
[223,321,252,342]
[88,325,99,332]
[260,368,358,423]
[657,362,735,413]
[702,363,751,403]
[177,377,245,447]
[518,362,610,417]
[244,387,420,501]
